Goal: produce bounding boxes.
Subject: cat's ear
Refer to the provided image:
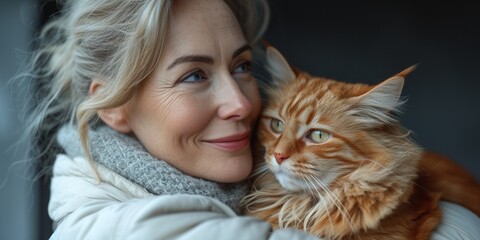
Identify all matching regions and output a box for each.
[349,65,416,126]
[266,47,296,84]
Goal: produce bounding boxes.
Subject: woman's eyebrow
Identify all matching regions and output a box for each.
[167,55,213,70]
[167,44,251,70]
[232,44,251,59]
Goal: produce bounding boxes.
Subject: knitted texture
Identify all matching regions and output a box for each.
[57,124,249,212]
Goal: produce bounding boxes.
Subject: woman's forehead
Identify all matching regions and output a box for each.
[170,0,239,30]
[161,0,246,60]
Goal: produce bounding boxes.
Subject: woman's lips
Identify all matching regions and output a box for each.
[204,131,250,152]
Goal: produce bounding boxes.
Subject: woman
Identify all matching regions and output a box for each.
[25,0,478,239]
[28,0,316,239]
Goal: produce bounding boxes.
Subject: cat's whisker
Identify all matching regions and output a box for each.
[277,193,310,229]
[251,72,270,82]
[243,190,288,214]
[301,178,318,231]
[310,174,357,234]
[251,73,274,88]
[304,174,336,235]
[251,163,269,177]
[299,155,365,234]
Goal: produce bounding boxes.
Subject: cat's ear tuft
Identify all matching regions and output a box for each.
[359,76,405,110]
[396,64,417,78]
[266,47,296,85]
[349,74,408,126]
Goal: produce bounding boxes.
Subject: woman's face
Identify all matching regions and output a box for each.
[122,0,261,182]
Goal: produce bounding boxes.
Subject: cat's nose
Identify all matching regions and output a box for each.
[274,152,290,165]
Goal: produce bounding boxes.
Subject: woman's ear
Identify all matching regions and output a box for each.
[89,80,132,133]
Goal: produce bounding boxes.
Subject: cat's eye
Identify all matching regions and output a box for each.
[270,118,284,133]
[307,130,331,143]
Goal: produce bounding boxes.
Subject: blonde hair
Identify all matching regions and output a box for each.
[24,0,270,177]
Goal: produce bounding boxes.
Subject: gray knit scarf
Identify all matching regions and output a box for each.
[57,124,249,212]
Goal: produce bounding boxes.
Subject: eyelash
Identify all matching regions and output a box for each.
[178,60,252,84]
[179,68,207,83]
[233,60,252,74]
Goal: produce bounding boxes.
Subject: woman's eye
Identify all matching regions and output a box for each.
[233,61,251,74]
[270,118,284,134]
[307,130,331,143]
[181,69,207,83]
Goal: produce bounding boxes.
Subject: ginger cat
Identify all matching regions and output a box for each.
[241,47,480,240]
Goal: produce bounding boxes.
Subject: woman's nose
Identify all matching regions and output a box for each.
[217,77,252,120]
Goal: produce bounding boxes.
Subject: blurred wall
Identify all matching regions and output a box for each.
[0,0,38,240]
[265,0,480,179]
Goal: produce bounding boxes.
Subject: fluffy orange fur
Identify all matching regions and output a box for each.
[241,47,480,240]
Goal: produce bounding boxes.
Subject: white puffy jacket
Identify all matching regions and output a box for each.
[48,154,320,240]
[49,154,480,240]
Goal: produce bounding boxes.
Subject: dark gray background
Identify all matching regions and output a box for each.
[1,0,479,239]
[1,1,38,240]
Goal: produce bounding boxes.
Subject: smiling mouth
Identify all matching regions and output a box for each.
[204,131,250,152]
